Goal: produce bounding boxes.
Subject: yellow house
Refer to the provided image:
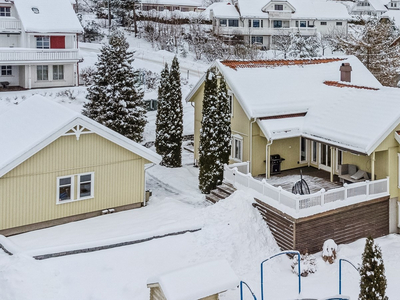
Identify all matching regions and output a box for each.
[187,56,400,233]
[0,96,161,236]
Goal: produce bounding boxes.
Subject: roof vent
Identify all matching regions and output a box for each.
[340,63,352,83]
[32,7,39,14]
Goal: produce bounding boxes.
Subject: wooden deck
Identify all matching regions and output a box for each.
[259,167,343,193]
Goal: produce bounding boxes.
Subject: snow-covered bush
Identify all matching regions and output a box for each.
[322,239,337,264]
[80,66,96,86]
[291,253,317,277]
[56,89,77,101]
[136,68,160,91]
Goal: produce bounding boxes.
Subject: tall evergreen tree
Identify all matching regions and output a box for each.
[198,67,220,194]
[83,30,147,142]
[215,74,231,184]
[359,236,388,300]
[155,63,170,156]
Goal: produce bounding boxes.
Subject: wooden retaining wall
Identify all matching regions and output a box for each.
[253,196,390,254]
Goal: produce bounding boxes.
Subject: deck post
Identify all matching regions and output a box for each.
[371,152,375,181]
[320,188,325,206]
[366,180,370,197]
[295,195,300,212]
[344,183,348,200]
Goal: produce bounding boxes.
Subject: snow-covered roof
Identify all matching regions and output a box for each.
[359,0,388,12]
[140,0,203,6]
[236,0,350,19]
[209,2,240,18]
[147,259,239,300]
[0,96,161,178]
[187,56,400,155]
[13,0,83,33]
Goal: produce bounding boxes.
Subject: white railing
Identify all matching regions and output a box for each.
[0,48,79,62]
[216,26,318,37]
[224,165,389,213]
[266,11,292,19]
[0,20,21,31]
[228,161,249,174]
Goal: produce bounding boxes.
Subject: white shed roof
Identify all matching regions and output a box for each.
[147,259,239,300]
[13,0,83,33]
[0,96,161,178]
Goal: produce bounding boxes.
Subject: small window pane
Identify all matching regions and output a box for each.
[59,186,71,201]
[60,177,71,185]
[80,174,91,182]
[80,182,91,197]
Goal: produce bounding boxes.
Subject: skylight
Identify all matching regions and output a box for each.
[31,7,39,14]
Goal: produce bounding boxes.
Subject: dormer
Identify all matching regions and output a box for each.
[0,0,13,18]
[261,0,296,13]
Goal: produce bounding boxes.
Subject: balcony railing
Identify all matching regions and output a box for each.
[0,48,79,62]
[0,19,21,31]
[216,26,317,36]
[224,165,389,214]
[266,11,292,19]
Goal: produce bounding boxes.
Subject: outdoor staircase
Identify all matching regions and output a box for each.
[205,182,236,203]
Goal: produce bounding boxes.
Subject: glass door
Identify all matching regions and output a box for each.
[319,143,331,172]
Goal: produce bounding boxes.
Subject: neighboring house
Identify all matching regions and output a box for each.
[386,0,400,9]
[209,0,349,49]
[0,0,83,89]
[349,0,387,16]
[186,56,400,234]
[139,0,204,12]
[0,96,161,236]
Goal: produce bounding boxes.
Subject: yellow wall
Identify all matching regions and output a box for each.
[270,137,308,171]
[0,133,148,230]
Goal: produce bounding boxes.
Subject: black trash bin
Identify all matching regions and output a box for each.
[270,154,285,174]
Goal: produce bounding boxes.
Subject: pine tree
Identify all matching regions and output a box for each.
[359,236,388,300]
[155,63,170,156]
[162,56,183,167]
[83,30,147,142]
[198,67,220,194]
[335,18,400,86]
[214,74,231,184]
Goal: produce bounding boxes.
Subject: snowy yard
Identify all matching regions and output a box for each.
[1,34,400,300]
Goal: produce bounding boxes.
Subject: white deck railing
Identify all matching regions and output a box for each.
[0,48,79,62]
[224,165,389,212]
[0,20,21,31]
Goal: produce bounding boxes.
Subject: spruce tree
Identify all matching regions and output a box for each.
[155,63,170,156]
[198,67,220,194]
[359,236,388,300]
[155,57,183,167]
[83,30,147,142]
[215,74,231,184]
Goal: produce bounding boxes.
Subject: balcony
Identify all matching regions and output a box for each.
[266,11,292,19]
[0,48,79,63]
[216,26,317,37]
[266,27,317,36]
[0,19,22,32]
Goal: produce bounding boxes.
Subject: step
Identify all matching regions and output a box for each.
[205,193,220,203]
[211,188,229,199]
[217,184,236,195]
[222,181,236,189]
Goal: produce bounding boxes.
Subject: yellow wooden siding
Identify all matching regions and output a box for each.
[0,133,147,230]
[193,82,205,162]
[270,137,307,171]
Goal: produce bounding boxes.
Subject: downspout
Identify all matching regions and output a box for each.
[266,139,273,179]
[143,163,156,206]
[249,118,257,174]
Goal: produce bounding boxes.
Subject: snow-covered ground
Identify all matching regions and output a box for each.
[1,34,400,300]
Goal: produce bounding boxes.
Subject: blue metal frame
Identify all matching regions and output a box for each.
[260,250,301,300]
[240,281,257,300]
[339,258,358,295]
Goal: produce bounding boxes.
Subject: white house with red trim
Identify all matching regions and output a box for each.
[0,0,83,89]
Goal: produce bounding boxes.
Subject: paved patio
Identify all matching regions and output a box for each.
[257,167,343,193]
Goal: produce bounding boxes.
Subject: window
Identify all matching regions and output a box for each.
[0,7,11,16]
[220,19,227,26]
[300,137,307,162]
[336,149,343,173]
[37,65,48,80]
[311,141,317,164]
[228,19,239,27]
[300,21,306,27]
[321,21,327,25]
[228,91,233,115]
[36,36,50,49]
[275,4,283,10]
[336,22,343,26]
[232,135,243,161]
[58,176,73,202]
[253,20,260,28]
[1,66,12,76]
[53,65,64,80]
[251,36,263,44]
[57,172,94,203]
[273,20,282,28]
[320,143,332,169]
[78,173,94,199]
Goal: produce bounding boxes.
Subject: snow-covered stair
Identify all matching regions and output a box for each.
[206,182,236,203]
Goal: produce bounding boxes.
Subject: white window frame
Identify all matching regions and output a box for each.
[1,65,12,76]
[57,175,74,203]
[299,137,308,164]
[77,172,94,200]
[53,65,64,80]
[319,143,332,172]
[231,134,243,162]
[311,141,318,164]
[56,172,94,204]
[36,36,50,49]
[0,7,11,17]
[335,149,343,173]
[37,65,48,81]
[228,90,234,116]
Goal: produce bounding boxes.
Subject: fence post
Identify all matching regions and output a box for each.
[387,176,390,193]
[366,180,370,197]
[320,188,325,206]
[295,195,300,212]
[344,183,348,200]
[278,186,282,204]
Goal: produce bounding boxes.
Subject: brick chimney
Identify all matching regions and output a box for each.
[340,63,352,82]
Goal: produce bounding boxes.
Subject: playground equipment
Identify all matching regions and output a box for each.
[260,250,301,300]
[292,170,310,195]
[339,259,358,295]
[240,281,257,300]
